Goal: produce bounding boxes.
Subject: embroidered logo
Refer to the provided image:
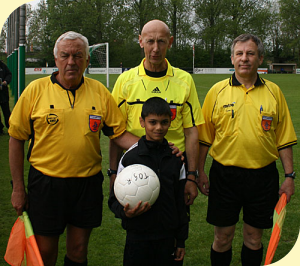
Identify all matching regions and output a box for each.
[169,104,176,121]
[223,102,236,109]
[261,116,273,131]
[46,114,59,125]
[151,87,161,93]
[89,115,101,132]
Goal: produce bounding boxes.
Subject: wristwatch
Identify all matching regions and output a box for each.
[285,171,296,179]
[186,171,198,179]
[107,169,117,177]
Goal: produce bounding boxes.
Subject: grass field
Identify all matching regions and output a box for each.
[0,73,299,265]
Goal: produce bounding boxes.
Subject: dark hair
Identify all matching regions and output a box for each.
[141,97,172,119]
[231,33,264,57]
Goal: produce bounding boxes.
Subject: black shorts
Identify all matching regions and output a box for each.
[207,160,279,229]
[27,166,104,236]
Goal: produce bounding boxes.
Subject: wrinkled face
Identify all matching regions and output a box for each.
[55,38,90,89]
[139,21,173,71]
[140,114,171,143]
[231,39,263,80]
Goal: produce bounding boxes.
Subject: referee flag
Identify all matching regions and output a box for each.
[264,193,287,265]
[4,211,44,266]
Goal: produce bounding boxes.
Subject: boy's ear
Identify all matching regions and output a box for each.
[139,117,145,128]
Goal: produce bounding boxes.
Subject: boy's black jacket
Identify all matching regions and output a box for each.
[108,136,188,248]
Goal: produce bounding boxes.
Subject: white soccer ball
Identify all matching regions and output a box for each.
[114,164,160,209]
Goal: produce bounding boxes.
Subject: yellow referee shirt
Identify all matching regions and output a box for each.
[112,59,204,152]
[9,73,126,178]
[198,73,297,169]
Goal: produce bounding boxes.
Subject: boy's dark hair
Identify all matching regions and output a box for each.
[141,97,172,119]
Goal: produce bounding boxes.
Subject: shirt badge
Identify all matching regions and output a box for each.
[261,116,273,131]
[89,115,101,132]
[46,114,59,125]
[169,104,177,121]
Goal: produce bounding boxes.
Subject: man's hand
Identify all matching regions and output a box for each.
[184,178,198,205]
[279,177,294,203]
[11,189,27,216]
[168,142,184,161]
[198,171,209,196]
[124,201,151,218]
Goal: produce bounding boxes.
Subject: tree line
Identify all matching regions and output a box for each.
[2,0,300,69]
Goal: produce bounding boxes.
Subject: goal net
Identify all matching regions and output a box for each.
[88,43,109,88]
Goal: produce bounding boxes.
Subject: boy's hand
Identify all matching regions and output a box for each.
[174,247,185,261]
[124,201,151,218]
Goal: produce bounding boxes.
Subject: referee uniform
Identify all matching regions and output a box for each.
[199,73,297,227]
[9,72,126,235]
[112,58,204,152]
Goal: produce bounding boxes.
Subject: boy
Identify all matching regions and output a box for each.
[109,97,189,266]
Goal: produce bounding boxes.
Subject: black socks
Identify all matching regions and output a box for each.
[211,245,232,266]
[241,243,263,266]
[211,243,263,266]
[64,255,87,266]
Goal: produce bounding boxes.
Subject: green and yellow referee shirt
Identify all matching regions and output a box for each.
[198,73,297,169]
[112,59,204,152]
[9,73,126,178]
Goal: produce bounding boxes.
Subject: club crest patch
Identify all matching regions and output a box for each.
[261,116,273,131]
[46,114,59,125]
[169,104,176,121]
[89,115,101,132]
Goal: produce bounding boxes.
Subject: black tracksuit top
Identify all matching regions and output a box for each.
[108,136,188,248]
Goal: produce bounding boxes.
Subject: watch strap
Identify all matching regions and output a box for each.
[107,169,117,177]
[186,171,198,178]
[285,171,296,179]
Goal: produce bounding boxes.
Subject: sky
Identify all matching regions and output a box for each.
[27,0,41,8]
[1,2,300,265]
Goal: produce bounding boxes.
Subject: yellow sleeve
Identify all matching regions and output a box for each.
[198,86,217,146]
[111,72,129,122]
[275,88,297,149]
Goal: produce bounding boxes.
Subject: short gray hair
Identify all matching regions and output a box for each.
[53,31,89,59]
[231,34,264,57]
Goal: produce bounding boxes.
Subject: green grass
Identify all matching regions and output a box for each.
[0,73,299,265]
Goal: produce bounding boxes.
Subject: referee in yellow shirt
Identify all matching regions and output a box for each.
[109,20,204,206]
[198,34,297,266]
[9,31,139,266]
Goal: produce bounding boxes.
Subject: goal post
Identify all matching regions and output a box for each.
[88,42,109,88]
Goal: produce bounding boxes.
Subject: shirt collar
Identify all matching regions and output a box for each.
[51,71,84,91]
[138,135,171,155]
[138,58,174,77]
[230,72,265,87]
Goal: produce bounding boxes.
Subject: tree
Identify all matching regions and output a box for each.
[26,0,49,65]
[193,0,227,67]
[279,0,300,63]
[23,0,292,68]
[0,25,7,53]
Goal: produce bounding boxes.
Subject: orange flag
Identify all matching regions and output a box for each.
[4,211,44,266]
[264,193,287,265]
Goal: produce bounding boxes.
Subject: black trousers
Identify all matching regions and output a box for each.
[124,237,176,266]
[0,101,11,130]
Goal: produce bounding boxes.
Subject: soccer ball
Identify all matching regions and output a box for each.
[114,164,160,209]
